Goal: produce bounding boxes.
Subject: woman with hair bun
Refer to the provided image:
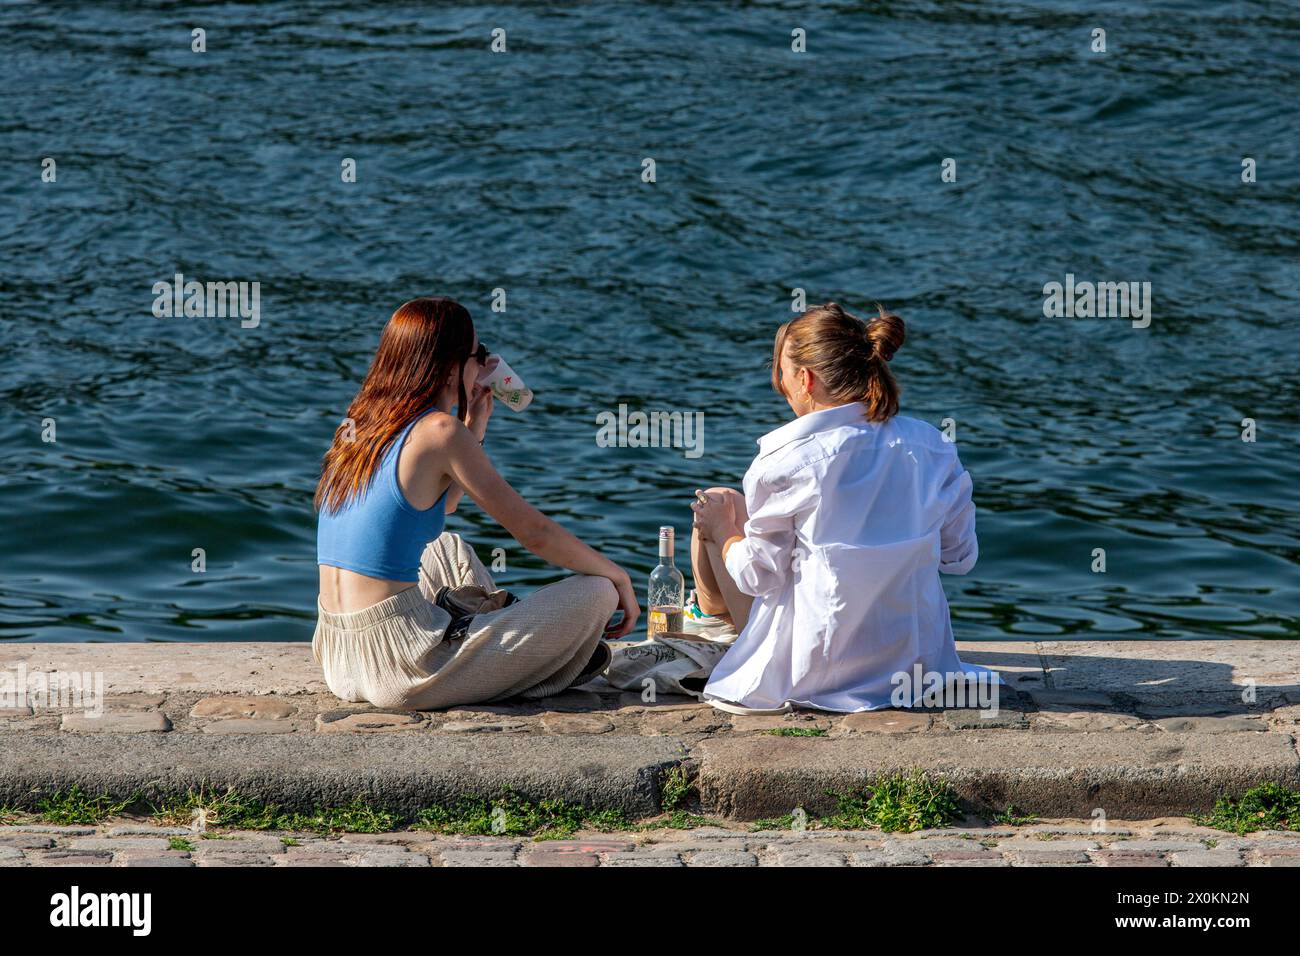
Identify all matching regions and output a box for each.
[688,302,1000,715]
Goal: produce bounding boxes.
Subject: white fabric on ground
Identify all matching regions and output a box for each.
[605,599,739,698]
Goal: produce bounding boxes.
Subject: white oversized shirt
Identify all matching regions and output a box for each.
[704,403,1001,712]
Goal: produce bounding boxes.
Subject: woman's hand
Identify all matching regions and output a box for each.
[603,571,641,640]
[465,382,494,441]
[690,489,733,543]
[439,421,643,623]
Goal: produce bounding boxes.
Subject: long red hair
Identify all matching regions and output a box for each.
[315,296,475,514]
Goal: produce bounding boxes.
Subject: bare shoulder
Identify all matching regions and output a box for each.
[408,410,468,451]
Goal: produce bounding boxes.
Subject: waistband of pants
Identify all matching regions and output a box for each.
[316,585,431,631]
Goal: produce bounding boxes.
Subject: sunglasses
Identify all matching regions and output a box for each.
[467,342,490,364]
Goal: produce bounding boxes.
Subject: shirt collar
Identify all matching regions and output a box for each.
[756,402,869,458]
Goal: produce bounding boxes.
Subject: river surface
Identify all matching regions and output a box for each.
[2,2,1297,642]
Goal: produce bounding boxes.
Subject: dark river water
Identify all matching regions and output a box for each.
[2,2,1297,643]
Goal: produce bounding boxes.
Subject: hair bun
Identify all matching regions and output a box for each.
[777,300,903,423]
[866,303,905,362]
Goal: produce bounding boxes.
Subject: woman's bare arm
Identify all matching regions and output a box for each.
[425,414,641,637]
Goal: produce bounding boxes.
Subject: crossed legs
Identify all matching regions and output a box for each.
[689,486,755,634]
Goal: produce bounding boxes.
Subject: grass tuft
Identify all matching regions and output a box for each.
[766,727,827,737]
[413,792,631,840]
[750,813,797,831]
[36,785,138,825]
[990,804,1039,826]
[747,771,961,834]
[1193,783,1300,835]
[659,810,714,830]
[18,777,747,840]
[660,766,692,812]
[151,785,398,835]
[821,771,961,833]
[280,799,401,835]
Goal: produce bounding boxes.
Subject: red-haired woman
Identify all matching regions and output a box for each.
[313,296,639,710]
[688,302,1000,715]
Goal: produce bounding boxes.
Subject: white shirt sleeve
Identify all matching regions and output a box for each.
[723,462,812,598]
[937,448,978,575]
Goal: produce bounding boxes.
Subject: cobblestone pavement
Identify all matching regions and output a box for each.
[4,679,1298,738]
[2,640,1297,757]
[3,818,1299,867]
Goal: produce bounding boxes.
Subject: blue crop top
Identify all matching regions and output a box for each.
[316,408,451,582]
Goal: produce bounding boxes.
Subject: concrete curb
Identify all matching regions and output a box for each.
[2,639,1298,821]
[0,733,688,818]
[3,726,1295,821]
[694,732,1300,819]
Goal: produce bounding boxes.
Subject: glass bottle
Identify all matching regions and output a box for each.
[647,526,685,637]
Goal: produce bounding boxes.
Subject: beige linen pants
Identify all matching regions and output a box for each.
[312,532,618,710]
